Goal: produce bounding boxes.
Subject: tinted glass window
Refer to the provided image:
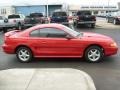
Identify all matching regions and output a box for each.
[30,30,39,37]
[53,12,67,17]
[77,11,91,15]
[40,28,67,38]
[30,13,43,17]
[8,15,20,19]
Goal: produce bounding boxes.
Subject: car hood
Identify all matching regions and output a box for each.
[82,32,113,41]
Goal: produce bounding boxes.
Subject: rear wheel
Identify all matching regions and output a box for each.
[16,47,33,63]
[84,46,103,63]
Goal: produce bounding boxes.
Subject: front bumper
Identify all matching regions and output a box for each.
[105,47,118,56]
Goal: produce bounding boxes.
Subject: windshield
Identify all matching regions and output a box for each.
[30,13,43,17]
[53,12,67,17]
[77,11,91,15]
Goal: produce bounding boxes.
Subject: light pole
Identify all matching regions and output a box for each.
[46,0,48,18]
[108,0,110,12]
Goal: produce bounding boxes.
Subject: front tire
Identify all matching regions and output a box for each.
[16,47,33,63]
[84,46,103,63]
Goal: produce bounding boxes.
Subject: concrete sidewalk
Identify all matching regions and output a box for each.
[0,68,96,90]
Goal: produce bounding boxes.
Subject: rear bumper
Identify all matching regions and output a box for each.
[77,21,96,24]
[0,24,16,28]
[24,24,35,27]
[2,44,15,54]
[50,21,69,25]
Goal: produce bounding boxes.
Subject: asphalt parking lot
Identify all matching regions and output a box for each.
[0,17,120,90]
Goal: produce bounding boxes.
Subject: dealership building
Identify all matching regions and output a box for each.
[118,2,120,10]
[68,5,118,16]
[0,3,65,16]
[0,2,119,17]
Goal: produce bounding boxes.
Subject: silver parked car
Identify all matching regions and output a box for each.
[7,14,25,30]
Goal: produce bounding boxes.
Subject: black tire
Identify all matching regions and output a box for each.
[91,24,95,28]
[17,23,22,30]
[16,47,33,63]
[3,27,7,33]
[84,46,103,63]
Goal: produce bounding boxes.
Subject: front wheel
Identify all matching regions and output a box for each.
[84,46,103,63]
[16,47,33,63]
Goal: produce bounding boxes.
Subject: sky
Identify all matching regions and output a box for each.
[0,0,120,6]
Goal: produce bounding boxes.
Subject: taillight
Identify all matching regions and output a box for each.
[68,16,73,20]
[48,17,51,22]
[76,16,79,20]
[92,16,96,21]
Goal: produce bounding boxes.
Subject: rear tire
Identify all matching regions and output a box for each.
[84,46,103,63]
[16,47,33,63]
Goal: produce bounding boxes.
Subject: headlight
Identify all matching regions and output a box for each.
[110,42,117,47]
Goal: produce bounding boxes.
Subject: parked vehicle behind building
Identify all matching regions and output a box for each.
[50,11,69,26]
[73,11,96,28]
[107,11,120,25]
[7,14,25,30]
[24,13,46,28]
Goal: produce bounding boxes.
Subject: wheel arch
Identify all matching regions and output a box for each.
[15,45,33,54]
[83,44,105,56]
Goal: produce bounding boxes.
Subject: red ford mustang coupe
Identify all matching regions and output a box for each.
[2,24,118,63]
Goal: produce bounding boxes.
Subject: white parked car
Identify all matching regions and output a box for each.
[7,14,25,30]
[0,16,13,33]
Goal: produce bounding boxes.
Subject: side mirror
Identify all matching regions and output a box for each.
[66,35,73,40]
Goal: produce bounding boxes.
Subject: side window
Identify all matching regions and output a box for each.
[40,28,67,38]
[30,30,39,37]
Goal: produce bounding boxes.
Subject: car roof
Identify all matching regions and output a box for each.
[28,23,65,30]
